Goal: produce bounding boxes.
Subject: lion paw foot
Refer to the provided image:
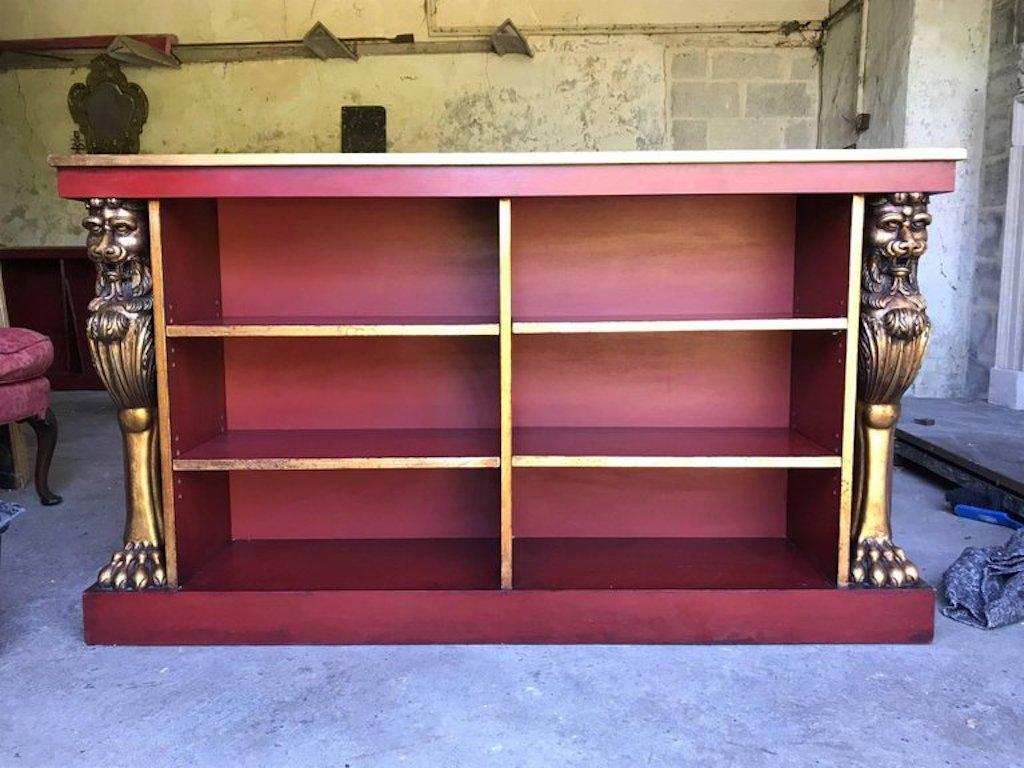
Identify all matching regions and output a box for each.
[851,537,919,587]
[97,542,166,590]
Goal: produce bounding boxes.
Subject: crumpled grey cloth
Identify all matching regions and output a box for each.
[0,500,24,528]
[943,529,1024,629]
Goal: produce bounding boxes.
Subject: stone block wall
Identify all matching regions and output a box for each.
[669,47,820,150]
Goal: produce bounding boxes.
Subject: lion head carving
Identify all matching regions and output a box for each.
[83,198,153,343]
[861,193,931,338]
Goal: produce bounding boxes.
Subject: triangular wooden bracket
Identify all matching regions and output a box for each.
[490,19,533,57]
[106,35,180,68]
[303,22,358,61]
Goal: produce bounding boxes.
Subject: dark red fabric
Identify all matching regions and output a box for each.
[0,376,49,423]
[0,328,53,383]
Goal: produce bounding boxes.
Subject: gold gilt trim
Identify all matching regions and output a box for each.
[837,195,865,585]
[499,198,513,591]
[149,201,178,587]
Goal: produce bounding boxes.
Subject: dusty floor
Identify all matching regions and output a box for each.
[1,391,1022,767]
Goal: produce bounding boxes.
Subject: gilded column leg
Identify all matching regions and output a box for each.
[83,198,166,590]
[851,193,932,587]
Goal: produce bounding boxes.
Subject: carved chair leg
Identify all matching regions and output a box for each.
[24,408,62,506]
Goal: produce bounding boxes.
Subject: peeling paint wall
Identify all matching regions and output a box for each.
[0,1,824,248]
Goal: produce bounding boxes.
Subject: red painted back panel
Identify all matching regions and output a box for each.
[790,331,847,454]
[216,198,498,319]
[787,468,842,580]
[512,195,796,318]
[173,471,231,584]
[160,199,222,325]
[167,338,226,455]
[793,195,851,317]
[230,469,499,539]
[223,337,499,429]
[514,331,792,428]
[514,467,787,538]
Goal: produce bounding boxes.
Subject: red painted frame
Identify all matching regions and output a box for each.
[56,161,956,200]
[83,586,935,645]
[58,157,952,645]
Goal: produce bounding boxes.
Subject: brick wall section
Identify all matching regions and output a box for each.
[669,47,820,150]
[967,0,1019,395]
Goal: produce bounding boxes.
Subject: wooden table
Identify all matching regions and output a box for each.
[51,149,964,644]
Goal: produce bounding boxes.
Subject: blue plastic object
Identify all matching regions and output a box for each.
[953,504,1024,530]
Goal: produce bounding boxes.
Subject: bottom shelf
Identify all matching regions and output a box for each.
[181,537,831,592]
[514,538,833,590]
[186,538,499,591]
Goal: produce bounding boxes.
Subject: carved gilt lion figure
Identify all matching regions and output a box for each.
[852,192,932,587]
[83,197,154,344]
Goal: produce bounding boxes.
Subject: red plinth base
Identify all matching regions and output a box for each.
[83,585,934,645]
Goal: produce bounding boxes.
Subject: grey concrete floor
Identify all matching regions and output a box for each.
[1,391,1022,767]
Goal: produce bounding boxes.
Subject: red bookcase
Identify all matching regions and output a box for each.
[54,150,961,644]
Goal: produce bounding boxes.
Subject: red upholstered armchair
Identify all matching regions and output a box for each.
[0,328,61,505]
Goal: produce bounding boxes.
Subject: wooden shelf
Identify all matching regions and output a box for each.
[167,315,499,337]
[179,537,832,592]
[512,427,840,468]
[513,315,847,334]
[173,429,500,470]
[514,537,833,590]
[184,538,500,591]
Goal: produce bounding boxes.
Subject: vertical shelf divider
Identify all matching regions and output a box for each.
[149,199,179,587]
[837,195,865,585]
[499,198,513,590]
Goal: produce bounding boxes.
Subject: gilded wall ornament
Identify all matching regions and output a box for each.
[68,55,148,154]
[84,198,165,590]
[852,192,932,587]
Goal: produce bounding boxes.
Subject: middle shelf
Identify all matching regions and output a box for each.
[171,426,837,471]
[167,315,500,337]
[174,428,501,470]
[512,427,840,468]
[165,313,846,338]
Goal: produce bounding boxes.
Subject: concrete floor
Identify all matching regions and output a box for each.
[1,391,1022,767]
